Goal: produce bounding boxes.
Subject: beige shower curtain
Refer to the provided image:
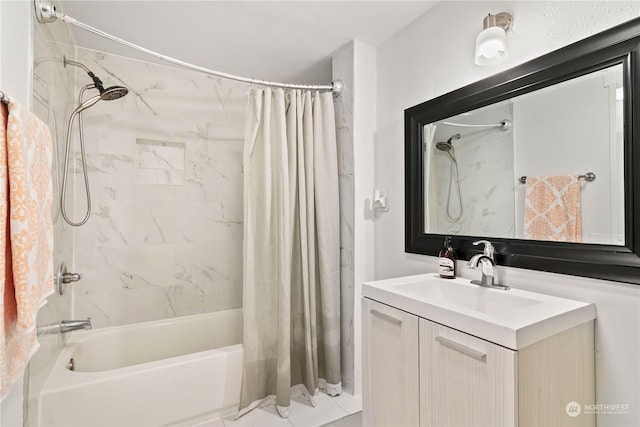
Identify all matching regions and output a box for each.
[239,88,341,418]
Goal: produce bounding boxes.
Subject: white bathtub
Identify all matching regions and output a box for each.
[38,309,243,426]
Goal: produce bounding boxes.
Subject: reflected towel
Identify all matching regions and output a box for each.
[0,96,54,400]
[524,175,581,242]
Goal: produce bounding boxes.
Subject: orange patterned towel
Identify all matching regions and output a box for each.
[0,96,54,400]
[524,175,581,242]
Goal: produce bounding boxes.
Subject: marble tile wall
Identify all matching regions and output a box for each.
[332,43,355,394]
[71,48,247,328]
[60,46,354,391]
[30,4,76,422]
[135,139,186,185]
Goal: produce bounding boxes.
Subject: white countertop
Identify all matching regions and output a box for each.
[363,273,596,350]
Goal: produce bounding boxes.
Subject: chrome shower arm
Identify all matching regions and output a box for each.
[63,56,91,74]
[64,56,105,92]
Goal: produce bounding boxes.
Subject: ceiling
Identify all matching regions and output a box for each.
[57,1,438,85]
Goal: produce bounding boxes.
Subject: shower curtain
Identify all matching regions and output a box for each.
[424,124,439,231]
[240,88,341,418]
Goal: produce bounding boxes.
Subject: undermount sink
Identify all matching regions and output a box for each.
[363,273,595,350]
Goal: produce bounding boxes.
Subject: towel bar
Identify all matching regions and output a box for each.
[519,172,596,184]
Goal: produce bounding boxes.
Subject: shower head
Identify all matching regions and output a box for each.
[100,86,128,100]
[435,134,461,152]
[63,56,129,101]
[69,84,126,117]
[435,141,453,152]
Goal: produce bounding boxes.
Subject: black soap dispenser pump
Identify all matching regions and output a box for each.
[439,236,457,279]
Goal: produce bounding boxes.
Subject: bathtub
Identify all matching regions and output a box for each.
[38,309,243,426]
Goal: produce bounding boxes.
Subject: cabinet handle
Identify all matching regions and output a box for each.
[435,336,486,361]
[370,309,402,325]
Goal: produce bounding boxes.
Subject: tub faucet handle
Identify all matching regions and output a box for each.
[55,262,83,295]
[61,271,82,284]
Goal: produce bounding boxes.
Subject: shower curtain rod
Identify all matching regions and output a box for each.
[441,120,511,130]
[34,0,343,96]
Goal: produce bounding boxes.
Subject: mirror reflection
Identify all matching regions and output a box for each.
[424,63,624,245]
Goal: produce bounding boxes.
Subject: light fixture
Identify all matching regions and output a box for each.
[475,12,513,66]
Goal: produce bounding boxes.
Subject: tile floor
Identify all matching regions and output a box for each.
[323,412,362,427]
[198,392,361,427]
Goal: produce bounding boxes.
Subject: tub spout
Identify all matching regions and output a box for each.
[38,318,92,335]
[60,319,92,333]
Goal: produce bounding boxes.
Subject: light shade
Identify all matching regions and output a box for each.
[474,12,512,66]
[475,27,507,65]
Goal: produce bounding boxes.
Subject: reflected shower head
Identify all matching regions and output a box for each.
[435,141,453,152]
[435,134,461,151]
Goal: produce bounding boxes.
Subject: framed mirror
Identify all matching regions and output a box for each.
[405,18,640,284]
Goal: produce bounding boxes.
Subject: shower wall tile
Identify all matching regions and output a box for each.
[72,47,246,327]
[30,4,77,423]
[332,43,355,394]
[135,139,186,185]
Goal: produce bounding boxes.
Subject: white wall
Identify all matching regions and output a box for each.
[375,1,640,426]
[0,0,32,107]
[513,67,624,243]
[352,41,377,396]
[0,1,32,424]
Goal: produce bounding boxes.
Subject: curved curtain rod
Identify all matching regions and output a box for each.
[440,120,511,130]
[34,1,343,96]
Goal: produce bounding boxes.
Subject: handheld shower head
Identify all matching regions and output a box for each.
[435,134,461,152]
[435,141,453,152]
[61,65,128,227]
[73,93,102,115]
[436,134,464,222]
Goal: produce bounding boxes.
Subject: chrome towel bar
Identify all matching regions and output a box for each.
[519,172,596,184]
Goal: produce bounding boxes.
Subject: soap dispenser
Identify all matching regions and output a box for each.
[438,236,457,279]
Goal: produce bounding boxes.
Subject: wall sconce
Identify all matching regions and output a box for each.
[475,12,513,66]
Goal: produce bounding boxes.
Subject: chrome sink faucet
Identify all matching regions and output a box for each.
[467,240,510,290]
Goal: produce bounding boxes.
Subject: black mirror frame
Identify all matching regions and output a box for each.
[405,18,640,285]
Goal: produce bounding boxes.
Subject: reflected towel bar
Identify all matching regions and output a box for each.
[519,172,596,184]
[0,91,9,105]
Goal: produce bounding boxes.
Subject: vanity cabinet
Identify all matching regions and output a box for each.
[363,296,596,427]
[362,298,419,426]
[420,319,517,426]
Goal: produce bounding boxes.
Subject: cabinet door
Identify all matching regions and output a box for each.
[419,319,517,427]
[362,298,419,427]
